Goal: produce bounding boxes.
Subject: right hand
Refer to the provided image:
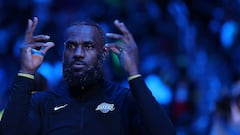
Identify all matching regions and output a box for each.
[20,17,55,74]
[105,20,139,76]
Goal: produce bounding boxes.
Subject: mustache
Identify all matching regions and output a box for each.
[64,60,88,67]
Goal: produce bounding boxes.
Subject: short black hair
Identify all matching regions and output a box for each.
[67,20,105,47]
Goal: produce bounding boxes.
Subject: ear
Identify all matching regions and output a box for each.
[102,49,107,61]
[100,47,109,61]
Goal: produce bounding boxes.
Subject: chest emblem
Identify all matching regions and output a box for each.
[54,104,68,111]
[95,102,115,113]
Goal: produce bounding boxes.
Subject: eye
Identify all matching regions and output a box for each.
[83,43,94,50]
[65,42,76,49]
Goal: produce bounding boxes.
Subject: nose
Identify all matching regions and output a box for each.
[74,46,85,59]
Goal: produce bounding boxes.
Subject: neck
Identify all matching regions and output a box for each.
[68,78,104,99]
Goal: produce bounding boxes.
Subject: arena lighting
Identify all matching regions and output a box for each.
[220,20,238,49]
[145,74,172,105]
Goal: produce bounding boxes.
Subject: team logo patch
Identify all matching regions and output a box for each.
[95,102,115,113]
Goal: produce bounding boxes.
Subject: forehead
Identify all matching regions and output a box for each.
[66,25,101,41]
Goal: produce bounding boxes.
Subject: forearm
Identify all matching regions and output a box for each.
[129,76,175,135]
[1,76,34,135]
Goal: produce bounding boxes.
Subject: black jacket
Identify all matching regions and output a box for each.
[0,76,175,135]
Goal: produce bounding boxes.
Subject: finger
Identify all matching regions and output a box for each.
[30,42,54,57]
[31,49,45,57]
[31,17,38,33]
[106,33,128,44]
[109,46,121,54]
[40,42,55,54]
[25,17,38,43]
[25,19,33,42]
[114,19,133,40]
[32,35,50,41]
[23,42,45,49]
[105,43,126,54]
[105,44,124,65]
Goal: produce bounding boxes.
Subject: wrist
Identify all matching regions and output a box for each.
[128,68,139,76]
[17,72,34,79]
[128,74,141,81]
[19,69,35,75]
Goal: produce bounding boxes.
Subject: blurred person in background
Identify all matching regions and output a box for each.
[208,93,240,135]
[0,17,175,135]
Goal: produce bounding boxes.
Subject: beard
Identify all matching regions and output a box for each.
[63,59,104,89]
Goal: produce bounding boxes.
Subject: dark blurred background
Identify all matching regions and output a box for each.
[1,0,240,134]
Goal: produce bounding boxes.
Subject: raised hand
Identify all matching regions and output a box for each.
[105,20,139,76]
[20,17,55,74]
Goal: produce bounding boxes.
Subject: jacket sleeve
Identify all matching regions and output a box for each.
[0,76,40,135]
[128,76,176,135]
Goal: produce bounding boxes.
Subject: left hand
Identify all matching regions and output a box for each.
[105,20,139,76]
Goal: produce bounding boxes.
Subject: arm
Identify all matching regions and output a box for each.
[0,17,54,135]
[129,76,175,135]
[105,20,175,135]
[1,76,34,135]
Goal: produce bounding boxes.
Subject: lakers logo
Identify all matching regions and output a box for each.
[96,102,115,113]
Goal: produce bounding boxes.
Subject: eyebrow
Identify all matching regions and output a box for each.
[82,41,94,44]
[64,40,96,46]
[64,40,76,46]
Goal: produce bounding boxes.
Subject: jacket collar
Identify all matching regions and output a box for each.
[53,79,106,101]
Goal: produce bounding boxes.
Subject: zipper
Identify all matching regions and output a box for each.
[80,104,84,132]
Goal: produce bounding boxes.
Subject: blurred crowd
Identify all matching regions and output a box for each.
[1,0,240,134]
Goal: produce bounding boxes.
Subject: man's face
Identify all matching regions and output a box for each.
[63,25,104,87]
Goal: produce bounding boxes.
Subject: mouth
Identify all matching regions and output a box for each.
[72,61,87,70]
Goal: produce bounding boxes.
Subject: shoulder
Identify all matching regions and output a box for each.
[31,91,56,103]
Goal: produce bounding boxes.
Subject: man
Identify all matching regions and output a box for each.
[0,17,175,135]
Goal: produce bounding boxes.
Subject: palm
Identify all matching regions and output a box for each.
[21,52,44,71]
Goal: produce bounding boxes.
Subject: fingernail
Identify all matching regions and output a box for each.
[45,35,50,38]
[114,19,119,24]
[45,42,54,46]
[106,33,111,36]
[103,47,108,51]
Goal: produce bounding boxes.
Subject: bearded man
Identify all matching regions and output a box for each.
[0,17,175,135]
